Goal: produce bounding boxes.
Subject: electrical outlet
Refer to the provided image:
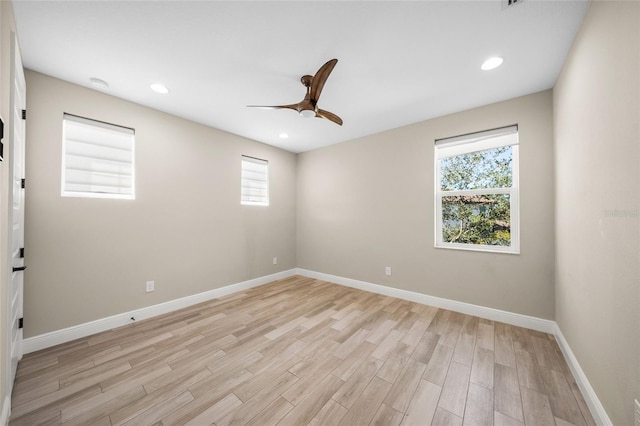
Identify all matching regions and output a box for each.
[634,399,640,426]
[273,257,278,265]
[145,280,155,293]
[385,266,392,276]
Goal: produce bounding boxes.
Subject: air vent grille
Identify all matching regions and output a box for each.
[503,0,524,8]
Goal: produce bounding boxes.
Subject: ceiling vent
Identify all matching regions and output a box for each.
[503,0,524,9]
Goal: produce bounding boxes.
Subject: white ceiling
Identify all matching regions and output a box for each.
[13,0,588,153]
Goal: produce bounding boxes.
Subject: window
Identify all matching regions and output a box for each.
[241,156,269,206]
[62,114,135,199]
[435,125,519,253]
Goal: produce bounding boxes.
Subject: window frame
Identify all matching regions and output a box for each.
[241,155,269,206]
[61,113,135,200]
[434,125,520,254]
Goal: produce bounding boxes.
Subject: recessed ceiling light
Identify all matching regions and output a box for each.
[481,57,504,71]
[279,132,289,139]
[89,77,109,90]
[150,83,169,94]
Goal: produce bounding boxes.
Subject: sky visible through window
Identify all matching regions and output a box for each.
[440,146,512,191]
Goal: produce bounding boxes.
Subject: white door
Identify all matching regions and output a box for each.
[8,32,26,390]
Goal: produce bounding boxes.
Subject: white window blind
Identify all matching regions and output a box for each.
[435,125,519,158]
[241,156,269,206]
[62,114,135,199]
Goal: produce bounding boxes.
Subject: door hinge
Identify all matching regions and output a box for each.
[18,318,23,329]
[21,178,25,189]
[19,247,24,258]
[21,110,26,120]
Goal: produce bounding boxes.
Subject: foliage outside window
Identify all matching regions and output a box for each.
[435,125,519,253]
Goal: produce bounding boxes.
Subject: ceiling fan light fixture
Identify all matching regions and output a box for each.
[481,56,504,71]
[299,109,315,118]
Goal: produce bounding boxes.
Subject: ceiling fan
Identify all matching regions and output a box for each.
[248,58,343,126]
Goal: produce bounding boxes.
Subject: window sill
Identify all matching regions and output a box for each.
[435,243,520,255]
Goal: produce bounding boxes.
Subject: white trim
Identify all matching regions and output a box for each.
[553,324,612,426]
[1,396,10,426]
[295,268,554,333]
[22,269,296,354]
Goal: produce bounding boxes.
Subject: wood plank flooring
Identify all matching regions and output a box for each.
[9,276,595,426]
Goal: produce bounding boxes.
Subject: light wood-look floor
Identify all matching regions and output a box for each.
[10,276,595,426]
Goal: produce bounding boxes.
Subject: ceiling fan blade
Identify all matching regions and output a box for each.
[247,104,299,111]
[316,109,343,126]
[310,58,338,102]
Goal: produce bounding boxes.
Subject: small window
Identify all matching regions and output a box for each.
[62,114,135,199]
[241,156,269,206]
[435,125,519,253]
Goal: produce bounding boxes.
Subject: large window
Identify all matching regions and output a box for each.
[62,114,135,199]
[435,125,519,253]
[241,155,269,206]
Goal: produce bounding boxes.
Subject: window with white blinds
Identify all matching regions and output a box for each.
[62,114,135,199]
[241,156,269,206]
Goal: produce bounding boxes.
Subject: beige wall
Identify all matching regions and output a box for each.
[24,71,297,337]
[554,1,640,424]
[297,90,555,319]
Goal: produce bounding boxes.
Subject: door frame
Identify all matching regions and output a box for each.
[6,29,25,401]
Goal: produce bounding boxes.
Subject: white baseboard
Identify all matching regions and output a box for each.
[22,269,297,354]
[553,323,612,425]
[1,395,10,426]
[296,268,555,333]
